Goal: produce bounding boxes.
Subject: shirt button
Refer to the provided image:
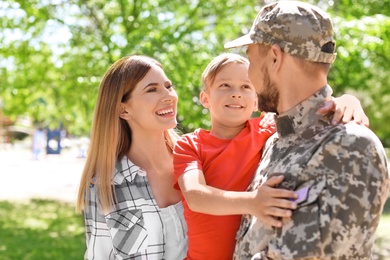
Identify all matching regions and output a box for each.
[138,168,146,176]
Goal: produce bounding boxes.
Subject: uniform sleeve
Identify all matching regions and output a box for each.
[173,134,203,190]
[272,130,390,259]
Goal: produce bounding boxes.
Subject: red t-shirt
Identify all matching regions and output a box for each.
[173,117,274,259]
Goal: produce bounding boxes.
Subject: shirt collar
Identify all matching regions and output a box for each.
[275,85,333,138]
[113,156,146,185]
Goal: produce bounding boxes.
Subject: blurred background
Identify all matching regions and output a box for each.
[0,0,389,259]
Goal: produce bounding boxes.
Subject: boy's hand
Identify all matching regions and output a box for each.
[250,175,297,228]
[318,94,369,127]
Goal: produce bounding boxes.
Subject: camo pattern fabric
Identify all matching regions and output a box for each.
[224,1,337,64]
[233,85,390,260]
[251,1,336,64]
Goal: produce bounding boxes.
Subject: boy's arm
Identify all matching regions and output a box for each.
[178,171,297,227]
[260,94,370,129]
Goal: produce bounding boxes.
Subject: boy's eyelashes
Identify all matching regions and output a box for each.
[218,83,253,90]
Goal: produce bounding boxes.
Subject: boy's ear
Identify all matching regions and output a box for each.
[119,104,131,120]
[200,90,210,108]
[253,98,258,112]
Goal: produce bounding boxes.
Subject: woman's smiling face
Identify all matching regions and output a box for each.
[121,64,178,132]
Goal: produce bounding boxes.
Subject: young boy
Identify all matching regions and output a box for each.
[173,53,369,259]
[173,53,297,259]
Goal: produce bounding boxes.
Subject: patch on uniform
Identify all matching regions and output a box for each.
[291,186,310,204]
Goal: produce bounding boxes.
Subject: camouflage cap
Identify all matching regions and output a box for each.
[224,1,337,64]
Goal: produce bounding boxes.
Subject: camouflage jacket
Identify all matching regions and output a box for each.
[233,85,390,260]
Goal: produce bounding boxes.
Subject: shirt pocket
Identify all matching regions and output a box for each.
[295,178,326,206]
[271,178,327,259]
[105,209,148,257]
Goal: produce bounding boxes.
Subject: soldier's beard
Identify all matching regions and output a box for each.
[257,66,279,113]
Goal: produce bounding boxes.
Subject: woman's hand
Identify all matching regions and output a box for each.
[318,94,369,127]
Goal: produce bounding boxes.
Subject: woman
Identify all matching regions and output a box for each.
[76,55,187,259]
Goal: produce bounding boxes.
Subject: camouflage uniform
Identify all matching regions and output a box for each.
[233,85,390,259]
[225,2,390,258]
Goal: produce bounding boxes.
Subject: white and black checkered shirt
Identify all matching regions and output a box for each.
[83,156,186,260]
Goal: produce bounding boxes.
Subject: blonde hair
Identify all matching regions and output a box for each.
[76,55,179,213]
[201,53,249,91]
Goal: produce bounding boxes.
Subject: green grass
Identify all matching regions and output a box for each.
[374,213,390,260]
[373,198,390,260]
[376,214,390,239]
[0,199,389,259]
[0,199,85,260]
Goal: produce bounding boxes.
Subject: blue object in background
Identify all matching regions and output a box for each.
[46,129,61,154]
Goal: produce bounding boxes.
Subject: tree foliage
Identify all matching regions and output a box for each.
[325,0,390,146]
[0,0,389,146]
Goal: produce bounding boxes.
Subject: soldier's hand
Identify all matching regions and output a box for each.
[251,175,297,228]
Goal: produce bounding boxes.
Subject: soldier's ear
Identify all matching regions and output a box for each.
[270,44,283,72]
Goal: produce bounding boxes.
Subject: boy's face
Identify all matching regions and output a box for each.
[200,62,257,127]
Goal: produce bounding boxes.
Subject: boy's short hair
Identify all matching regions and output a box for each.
[201,53,249,91]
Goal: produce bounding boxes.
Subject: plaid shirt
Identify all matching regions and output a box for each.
[83,156,187,260]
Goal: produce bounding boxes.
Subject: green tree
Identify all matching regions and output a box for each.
[0,0,389,146]
[0,0,258,136]
[325,0,390,146]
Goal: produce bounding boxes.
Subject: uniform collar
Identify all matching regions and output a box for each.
[113,156,146,185]
[275,85,333,138]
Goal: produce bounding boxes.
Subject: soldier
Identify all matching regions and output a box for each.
[224,1,390,259]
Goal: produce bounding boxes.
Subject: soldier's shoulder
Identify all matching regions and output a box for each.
[342,122,384,149]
